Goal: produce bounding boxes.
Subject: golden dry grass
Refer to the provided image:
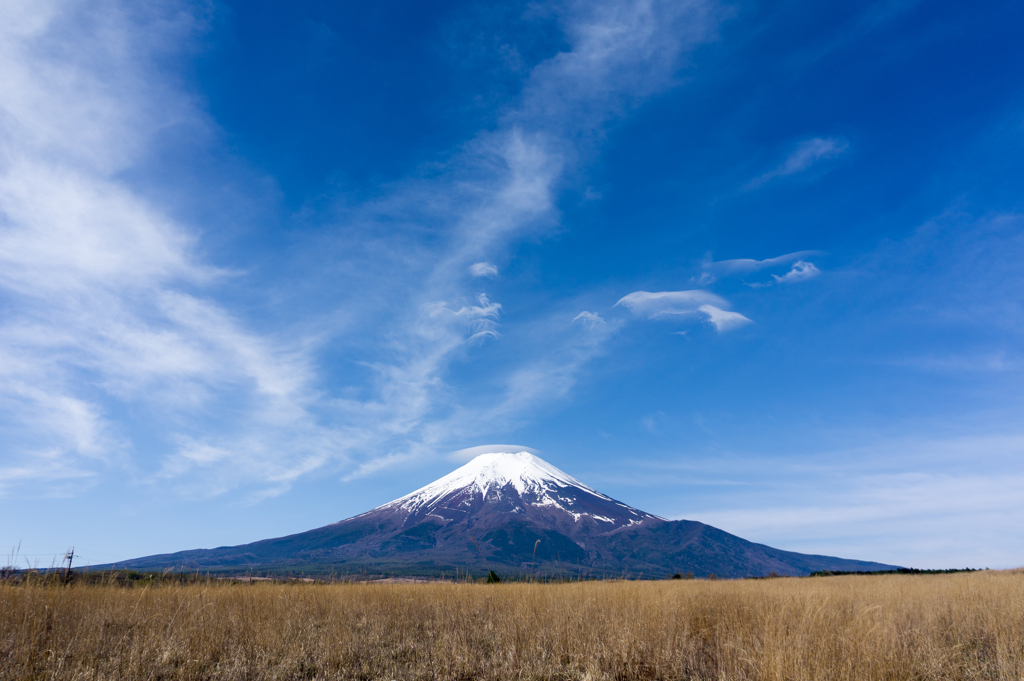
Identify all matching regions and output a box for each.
[2,571,1023,680]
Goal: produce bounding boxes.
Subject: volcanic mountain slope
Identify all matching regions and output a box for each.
[113,452,899,577]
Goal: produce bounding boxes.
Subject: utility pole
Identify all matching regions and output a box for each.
[62,547,74,584]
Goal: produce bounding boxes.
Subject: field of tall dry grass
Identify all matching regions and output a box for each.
[2,570,1022,680]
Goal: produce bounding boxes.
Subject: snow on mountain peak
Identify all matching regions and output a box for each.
[382,451,613,514]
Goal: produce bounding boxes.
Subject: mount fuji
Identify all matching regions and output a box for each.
[110,452,899,577]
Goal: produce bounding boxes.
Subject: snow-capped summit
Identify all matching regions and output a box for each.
[375,450,658,531]
[386,451,608,509]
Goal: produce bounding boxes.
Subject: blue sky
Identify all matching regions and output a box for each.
[2,0,1022,570]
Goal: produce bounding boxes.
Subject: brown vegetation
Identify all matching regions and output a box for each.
[2,570,1022,680]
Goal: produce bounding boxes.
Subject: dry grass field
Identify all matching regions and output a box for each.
[2,570,1022,680]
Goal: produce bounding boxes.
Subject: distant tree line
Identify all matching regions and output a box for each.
[810,568,985,577]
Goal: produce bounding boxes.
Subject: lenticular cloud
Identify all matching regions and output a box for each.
[615,290,752,332]
[615,290,728,318]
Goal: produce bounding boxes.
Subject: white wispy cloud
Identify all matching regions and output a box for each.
[692,471,1024,569]
[615,290,728,317]
[573,310,607,330]
[427,303,625,446]
[694,250,824,288]
[772,260,821,284]
[448,444,540,462]
[704,250,823,276]
[615,290,751,332]
[0,0,341,496]
[697,304,753,332]
[469,262,499,277]
[747,137,849,188]
[430,293,503,342]
[630,433,1024,568]
[306,0,728,479]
